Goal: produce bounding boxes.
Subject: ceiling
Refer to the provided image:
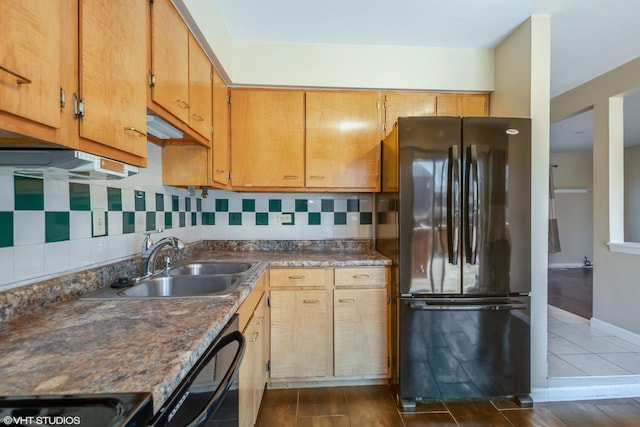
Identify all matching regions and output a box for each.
[193,0,640,152]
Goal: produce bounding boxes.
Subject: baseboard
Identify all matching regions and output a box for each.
[591,317,640,346]
[533,375,640,402]
[548,263,589,269]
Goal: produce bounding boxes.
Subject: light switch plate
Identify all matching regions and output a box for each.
[92,208,106,236]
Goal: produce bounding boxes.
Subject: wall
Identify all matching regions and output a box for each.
[492,15,551,394]
[0,143,373,291]
[551,57,640,336]
[548,153,594,267]
[624,145,640,241]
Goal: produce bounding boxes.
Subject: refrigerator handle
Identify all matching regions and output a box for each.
[447,145,460,265]
[465,145,479,264]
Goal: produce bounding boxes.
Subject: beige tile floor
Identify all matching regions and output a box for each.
[548,305,640,377]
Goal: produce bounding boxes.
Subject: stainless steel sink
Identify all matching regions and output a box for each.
[168,262,252,276]
[118,275,240,298]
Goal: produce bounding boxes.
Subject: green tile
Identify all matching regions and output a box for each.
[45,211,70,243]
[191,212,197,226]
[202,212,215,225]
[215,199,228,212]
[156,193,164,211]
[135,191,146,211]
[179,212,186,227]
[229,212,242,225]
[123,212,135,234]
[256,212,268,225]
[165,212,172,229]
[308,212,321,225]
[360,212,373,225]
[107,187,122,211]
[295,199,308,212]
[334,212,347,225]
[242,199,255,212]
[0,212,13,247]
[146,212,156,231]
[172,195,179,212]
[197,198,202,212]
[347,199,360,212]
[69,182,91,211]
[14,176,44,210]
[269,199,281,212]
[282,212,295,225]
[321,199,334,212]
[185,197,192,212]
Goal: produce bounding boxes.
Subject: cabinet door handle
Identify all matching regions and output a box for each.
[176,99,190,108]
[215,169,227,174]
[289,275,306,280]
[309,175,325,180]
[339,298,356,303]
[0,65,31,84]
[353,274,370,279]
[283,175,299,180]
[192,113,204,121]
[123,127,147,137]
[250,332,259,342]
[303,299,320,304]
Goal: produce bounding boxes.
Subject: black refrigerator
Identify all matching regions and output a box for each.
[375,116,531,410]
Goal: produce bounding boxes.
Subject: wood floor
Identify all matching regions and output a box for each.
[548,268,593,319]
[255,385,640,426]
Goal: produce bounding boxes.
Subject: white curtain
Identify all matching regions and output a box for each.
[548,166,561,253]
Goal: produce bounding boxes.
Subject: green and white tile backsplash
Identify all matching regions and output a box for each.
[0,143,372,288]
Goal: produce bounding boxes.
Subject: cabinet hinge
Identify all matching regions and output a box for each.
[72,93,84,119]
[227,94,231,105]
[383,100,387,109]
[267,296,270,307]
[149,71,156,88]
[266,360,271,373]
[59,87,65,109]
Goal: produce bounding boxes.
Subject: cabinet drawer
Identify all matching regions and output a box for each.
[335,267,387,287]
[270,268,332,288]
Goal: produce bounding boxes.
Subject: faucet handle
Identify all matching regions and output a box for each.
[141,228,164,254]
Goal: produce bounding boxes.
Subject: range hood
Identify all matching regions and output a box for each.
[0,149,139,180]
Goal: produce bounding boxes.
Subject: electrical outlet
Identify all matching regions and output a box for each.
[92,208,106,236]
[277,213,292,224]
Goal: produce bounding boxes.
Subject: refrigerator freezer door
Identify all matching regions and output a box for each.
[397,117,462,295]
[398,296,530,405]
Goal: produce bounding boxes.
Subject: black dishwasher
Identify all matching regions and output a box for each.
[150,315,245,427]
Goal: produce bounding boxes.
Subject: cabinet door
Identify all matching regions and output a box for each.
[151,0,190,124]
[188,34,212,142]
[253,294,268,419]
[334,288,388,377]
[436,94,489,117]
[383,92,436,136]
[79,0,147,160]
[239,313,257,427]
[0,0,61,129]
[211,68,230,186]
[270,289,328,378]
[231,89,305,188]
[306,91,382,190]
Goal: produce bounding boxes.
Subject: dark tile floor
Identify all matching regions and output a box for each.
[255,385,640,426]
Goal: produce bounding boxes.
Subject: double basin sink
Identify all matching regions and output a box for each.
[81,261,255,300]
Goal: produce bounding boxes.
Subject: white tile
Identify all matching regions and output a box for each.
[0,247,15,286]
[91,184,107,210]
[45,241,70,275]
[548,323,609,339]
[566,336,629,354]
[548,354,588,377]
[135,212,146,233]
[600,336,640,353]
[108,211,123,236]
[557,354,632,376]
[106,235,125,260]
[91,237,109,264]
[69,239,92,269]
[334,197,347,212]
[600,353,640,375]
[69,211,92,240]
[13,211,45,245]
[14,244,44,281]
[548,336,590,355]
[359,195,373,212]
[0,174,14,210]
[44,179,70,211]
[122,188,135,211]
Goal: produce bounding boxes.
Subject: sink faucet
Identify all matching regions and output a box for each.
[141,231,185,277]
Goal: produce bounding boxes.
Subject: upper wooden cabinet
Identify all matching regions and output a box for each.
[78,0,148,163]
[150,0,190,124]
[187,34,213,142]
[211,68,230,187]
[383,92,436,137]
[436,93,489,116]
[0,1,63,141]
[230,89,305,188]
[306,91,382,191]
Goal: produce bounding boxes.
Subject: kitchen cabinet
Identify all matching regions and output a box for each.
[0,1,62,138]
[436,93,489,116]
[187,34,213,142]
[305,91,382,191]
[211,68,231,187]
[78,0,148,164]
[383,92,437,137]
[230,89,305,189]
[238,273,269,427]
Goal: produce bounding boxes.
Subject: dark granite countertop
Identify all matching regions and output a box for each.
[0,241,390,412]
